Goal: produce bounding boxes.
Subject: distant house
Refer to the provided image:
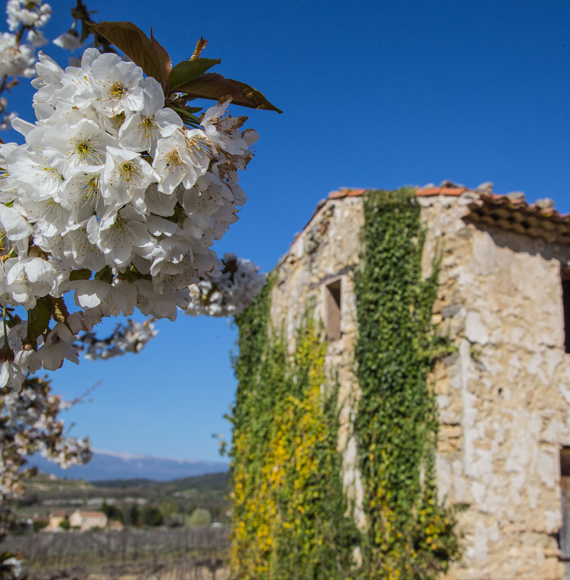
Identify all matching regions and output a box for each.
[46,510,67,531]
[108,520,124,531]
[69,510,107,531]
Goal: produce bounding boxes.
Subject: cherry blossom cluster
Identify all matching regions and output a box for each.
[76,318,158,360]
[0,47,258,389]
[75,253,267,358]
[1,0,50,77]
[0,556,24,580]
[186,253,267,318]
[74,253,266,359]
[0,375,91,501]
[6,0,50,33]
[0,0,52,133]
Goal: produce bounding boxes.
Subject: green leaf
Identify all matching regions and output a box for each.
[88,21,161,81]
[176,73,254,107]
[5,313,21,330]
[69,269,91,281]
[26,296,53,349]
[94,266,113,284]
[168,59,221,92]
[227,78,283,113]
[150,28,172,90]
[183,114,202,127]
[178,73,282,113]
[168,105,202,126]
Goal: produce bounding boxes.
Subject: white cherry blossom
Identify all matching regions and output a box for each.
[101,146,157,207]
[119,78,182,155]
[5,257,54,309]
[153,130,206,194]
[90,52,145,116]
[53,31,81,52]
[43,118,116,167]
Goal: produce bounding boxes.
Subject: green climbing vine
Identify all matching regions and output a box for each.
[229,278,358,580]
[353,188,459,579]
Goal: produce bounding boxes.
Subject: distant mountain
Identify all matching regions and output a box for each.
[27,449,229,482]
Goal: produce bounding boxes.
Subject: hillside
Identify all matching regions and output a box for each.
[91,471,230,492]
[16,471,230,524]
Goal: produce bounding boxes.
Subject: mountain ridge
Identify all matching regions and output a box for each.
[28,449,229,482]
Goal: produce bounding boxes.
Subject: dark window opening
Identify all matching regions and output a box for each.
[325,279,342,342]
[563,270,570,354]
[559,448,570,562]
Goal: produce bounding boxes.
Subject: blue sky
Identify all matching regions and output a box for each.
[8,0,570,463]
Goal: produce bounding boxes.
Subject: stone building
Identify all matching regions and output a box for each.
[267,184,570,580]
[46,509,67,531]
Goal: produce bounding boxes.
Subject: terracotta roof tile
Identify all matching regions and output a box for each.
[293,186,570,249]
[328,188,368,199]
[417,187,468,197]
[467,194,570,244]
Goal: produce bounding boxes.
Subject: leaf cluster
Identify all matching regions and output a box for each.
[25,295,69,350]
[87,21,282,128]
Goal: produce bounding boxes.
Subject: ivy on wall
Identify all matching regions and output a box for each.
[353,188,459,579]
[230,278,358,579]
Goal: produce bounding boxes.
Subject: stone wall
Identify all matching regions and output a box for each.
[269,195,367,529]
[421,193,570,580]
[268,190,570,579]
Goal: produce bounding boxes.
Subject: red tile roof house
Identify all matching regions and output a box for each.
[266,183,570,580]
[69,510,108,532]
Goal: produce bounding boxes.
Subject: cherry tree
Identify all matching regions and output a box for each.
[0,1,275,574]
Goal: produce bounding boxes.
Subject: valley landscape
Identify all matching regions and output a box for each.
[5,454,231,579]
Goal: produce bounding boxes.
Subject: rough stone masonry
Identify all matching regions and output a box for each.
[268,185,570,580]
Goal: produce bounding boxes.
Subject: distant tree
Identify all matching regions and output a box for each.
[17,494,38,508]
[211,505,224,521]
[101,501,123,523]
[142,506,163,527]
[184,501,197,515]
[32,520,48,532]
[88,526,102,533]
[160,498,177,518]
[58,519,70,531]
[124,505,141,527]
[188,508,211,526]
